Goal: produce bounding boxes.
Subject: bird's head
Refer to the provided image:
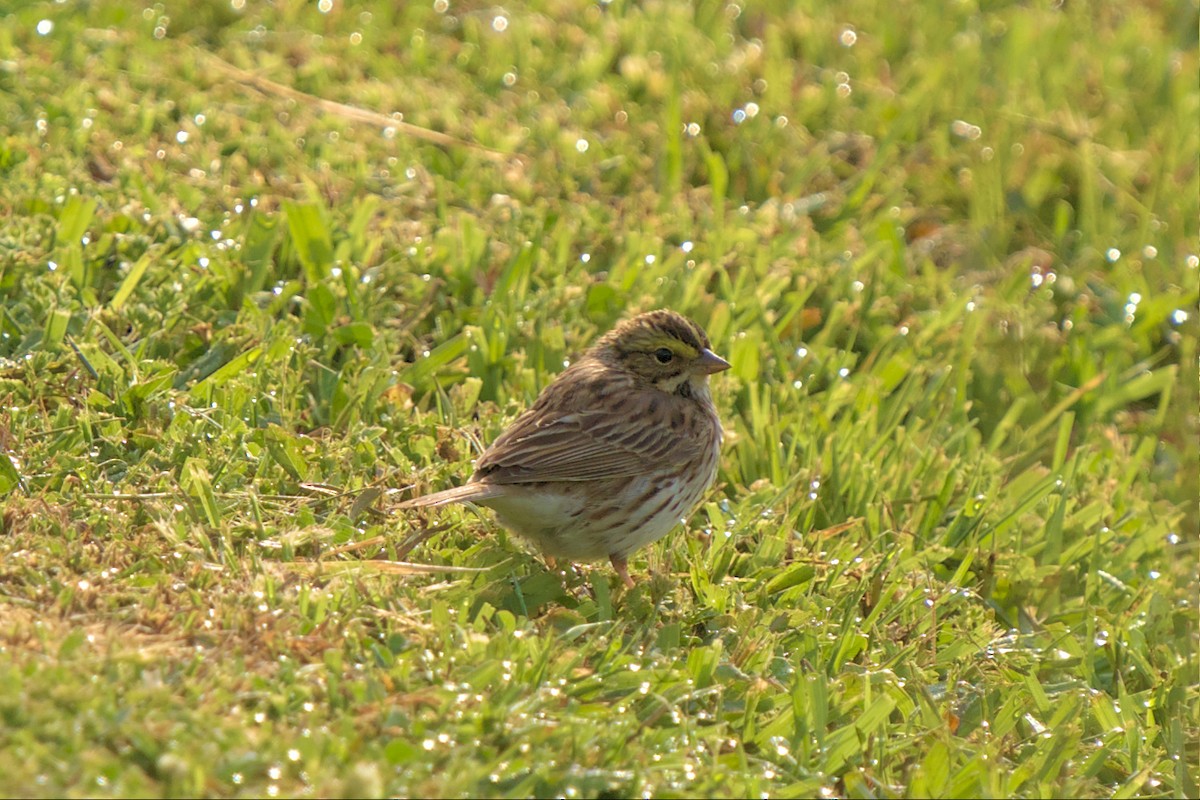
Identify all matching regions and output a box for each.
[594,309,730,396]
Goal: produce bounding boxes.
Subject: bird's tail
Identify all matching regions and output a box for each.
[397,482,502,509]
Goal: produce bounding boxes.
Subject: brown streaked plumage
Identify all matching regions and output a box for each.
[399,309,730,587]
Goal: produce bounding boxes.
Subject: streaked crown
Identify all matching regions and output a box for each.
[598,308,705,353]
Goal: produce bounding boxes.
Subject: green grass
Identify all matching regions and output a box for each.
[1,0,1196,797]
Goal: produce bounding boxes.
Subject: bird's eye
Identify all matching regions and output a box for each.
[653,347,674,364]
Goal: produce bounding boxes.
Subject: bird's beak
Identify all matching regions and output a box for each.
[697,348,732,374]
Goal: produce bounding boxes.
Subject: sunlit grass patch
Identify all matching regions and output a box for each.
[0,0,1195,796]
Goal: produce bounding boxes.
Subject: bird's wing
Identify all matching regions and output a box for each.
[475,402,707,484]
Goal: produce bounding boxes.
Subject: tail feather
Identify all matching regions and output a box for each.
[398,482,502,509]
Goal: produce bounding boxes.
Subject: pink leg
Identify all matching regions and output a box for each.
[610,554,635,589]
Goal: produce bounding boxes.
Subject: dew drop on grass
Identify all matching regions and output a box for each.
[951,120,982,139]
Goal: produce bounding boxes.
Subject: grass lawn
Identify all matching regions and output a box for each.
[0,0,1196,796]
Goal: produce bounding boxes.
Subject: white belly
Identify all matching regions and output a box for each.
[481,470,711,562]
[475,403,722,563]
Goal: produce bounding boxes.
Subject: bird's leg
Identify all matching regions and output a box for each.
[610,554,636,589]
